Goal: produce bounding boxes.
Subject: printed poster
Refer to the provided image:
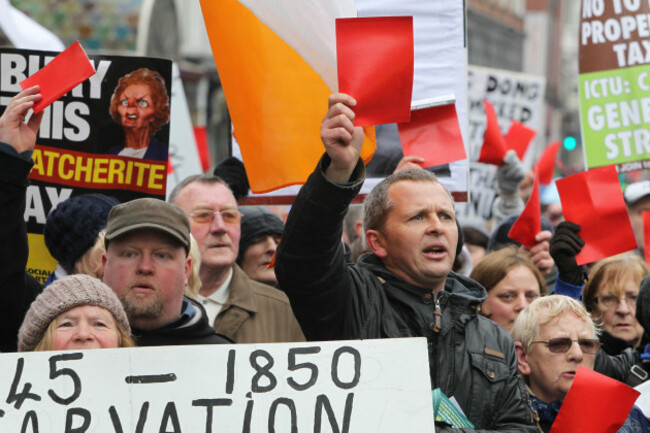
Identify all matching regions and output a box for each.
[455,66,546,222]
[579,1,650,172]
[0,47,172,282]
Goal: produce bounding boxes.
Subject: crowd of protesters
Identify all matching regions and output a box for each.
[3,86,650,432]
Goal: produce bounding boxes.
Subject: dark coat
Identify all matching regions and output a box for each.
[276,155,537,432]
[132,296,231,346]
[0,149,42,352]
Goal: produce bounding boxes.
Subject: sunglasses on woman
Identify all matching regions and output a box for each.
[530,337,601,355]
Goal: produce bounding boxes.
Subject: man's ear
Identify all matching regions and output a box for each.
[365,229,388,258]
[515,341,531,376]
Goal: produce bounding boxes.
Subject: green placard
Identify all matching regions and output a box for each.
[579,65,650,169]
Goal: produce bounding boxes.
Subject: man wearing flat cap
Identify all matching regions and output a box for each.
[102,198,230,346]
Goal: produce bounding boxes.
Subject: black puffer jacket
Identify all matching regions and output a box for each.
[276,155,537,432]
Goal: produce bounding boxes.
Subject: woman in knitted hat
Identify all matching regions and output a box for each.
[43,193,119,286]
[237,206,285,287]
[18,274,135,351]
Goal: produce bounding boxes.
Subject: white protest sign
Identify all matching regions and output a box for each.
[456,66,546,222]
[0,338,435,432]
[166,62,203,198]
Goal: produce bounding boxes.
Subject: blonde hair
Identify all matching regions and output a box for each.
[74,230,106,279]
[32,314,136,351]
[583,253,649,316]
[184,234,202,299]
[511,295,599,353]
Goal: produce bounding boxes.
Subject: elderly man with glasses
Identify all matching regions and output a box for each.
[169,174,304,343]
[512,295,649,432]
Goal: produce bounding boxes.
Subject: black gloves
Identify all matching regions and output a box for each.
[549,221,585,285]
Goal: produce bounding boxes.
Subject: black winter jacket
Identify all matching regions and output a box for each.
[0,149,41,352]
[276,155,537,432]
[132,297,231,346]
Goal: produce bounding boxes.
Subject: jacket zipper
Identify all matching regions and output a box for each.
[433,294,442,333]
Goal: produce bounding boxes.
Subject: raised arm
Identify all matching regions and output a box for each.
[0,86,44,352]
[276,93,366,341]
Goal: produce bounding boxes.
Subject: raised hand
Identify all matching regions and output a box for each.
[549,221,585,285]
[321,93,364,183]
[0,86,44,153]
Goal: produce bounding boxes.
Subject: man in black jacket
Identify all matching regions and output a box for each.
[276,93,537,432]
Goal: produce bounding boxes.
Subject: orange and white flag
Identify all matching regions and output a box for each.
[199,0,376,193]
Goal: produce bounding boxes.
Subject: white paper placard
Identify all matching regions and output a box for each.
[0,338,435,432]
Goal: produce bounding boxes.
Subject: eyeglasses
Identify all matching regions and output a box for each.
[530,338,601,355]
[188,209,241,225]
[595,294,638,310]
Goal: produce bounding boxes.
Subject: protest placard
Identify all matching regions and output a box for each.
[455,66,546,222]
[579,1,650,172]
[0,338,435,432]
[166,62,203,197]
[0,47,172,282]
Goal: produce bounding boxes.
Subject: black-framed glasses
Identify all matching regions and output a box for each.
[188,209,241,225]
[530,338,601,355]
[595,294,638,310]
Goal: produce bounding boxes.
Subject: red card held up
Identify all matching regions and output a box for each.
[508,170,541,249]
[550,366,639,433]
[20,41,95,114]
[536,141,560,185]
[643,211,650,265]
[556,165,637,265]
[478,100,507,166]
[336,16,414,126]
[505,121,536,161]
[397,103,466,168]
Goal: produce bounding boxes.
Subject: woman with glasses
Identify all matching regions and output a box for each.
[470,246,547,333]
[512,295,649,432]
[582,254,649,355]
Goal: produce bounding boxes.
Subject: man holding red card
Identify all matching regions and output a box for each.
[276,93,537,432]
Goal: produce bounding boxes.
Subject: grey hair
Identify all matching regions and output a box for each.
[363,169,452,233]
[511,295,599,353]
[168,173,232,204]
